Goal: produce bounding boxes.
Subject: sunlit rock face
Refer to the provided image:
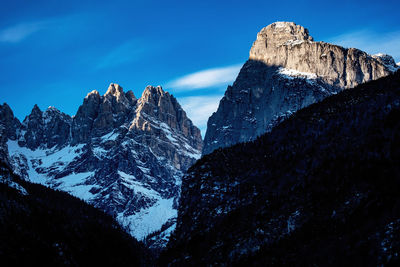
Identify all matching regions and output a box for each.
[1,83,202,248]
[203,21,399,155]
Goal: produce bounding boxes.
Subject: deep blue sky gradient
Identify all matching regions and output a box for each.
[1,0,399,135]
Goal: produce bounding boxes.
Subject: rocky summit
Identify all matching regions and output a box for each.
[203,21,399,155]
[1,83,202,247]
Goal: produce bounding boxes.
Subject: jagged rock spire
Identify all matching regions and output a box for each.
[0,103,20,140]
[105,83,124,96]
[132,85,202,152]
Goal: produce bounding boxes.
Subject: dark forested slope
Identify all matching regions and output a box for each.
[0,162,151,266]
[163,71,400,266]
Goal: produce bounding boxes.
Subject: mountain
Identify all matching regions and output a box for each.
[162,71,400,265]
[0,160,151,266]
[0,104,17,167]
[203,22,399,155]
[1,83,202,247]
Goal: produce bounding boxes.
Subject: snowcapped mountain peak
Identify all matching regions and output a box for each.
[3,83,203,247]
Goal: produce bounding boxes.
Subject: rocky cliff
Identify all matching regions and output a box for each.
[203,22,399,155]
[2,83,202,247]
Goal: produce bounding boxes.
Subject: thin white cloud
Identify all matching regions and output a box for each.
[328,29,400,62]
[167,64,242,91]
[95,40,146,70]
[0,15,82,43]
[178,95,223,138]
[0,21,49,43]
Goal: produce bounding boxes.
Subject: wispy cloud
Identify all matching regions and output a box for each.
[95,40,147,70]
[0,21,49,43]
[328,29,400,62]
[167,64,242,91]
[178,95,222,137]
[0,14,84,44]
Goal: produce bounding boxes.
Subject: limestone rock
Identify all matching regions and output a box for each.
[129,86,202,170]
[0,103,20,166]
[0,103,20,140]
[18,105,72,150]
[72,90,101,144]
[3,83,202,248]
[203,22,399,155]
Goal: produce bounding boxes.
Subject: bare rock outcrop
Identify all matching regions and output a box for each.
[203,22,399,155]
[129,86,202,170]
[18,105,72,150]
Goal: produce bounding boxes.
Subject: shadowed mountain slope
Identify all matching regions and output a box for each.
[163,71,400,266]
[0,161,152,266]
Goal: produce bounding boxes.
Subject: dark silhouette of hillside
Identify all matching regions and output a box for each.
[0,162,152,266]
[162,71,400,266]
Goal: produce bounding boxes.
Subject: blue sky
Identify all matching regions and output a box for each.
[1,0,399,137]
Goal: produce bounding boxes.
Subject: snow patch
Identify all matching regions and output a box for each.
[101,130,119,142]
[278,67,317,80]
[284,39,304,46]
[118,171,159,198]
[56,172,97,201]
[159,122,178,143]
[93,146,107,158]
[144,116,201,160]
[6,139,93,201]
[273,22,288,28]
[116,170,178,240]
[117,197,177,240]
[287,210,300,233]
[182,143,201,160]
[7,140,83,170]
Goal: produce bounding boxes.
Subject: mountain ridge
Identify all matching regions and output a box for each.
[1,83,202,247]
